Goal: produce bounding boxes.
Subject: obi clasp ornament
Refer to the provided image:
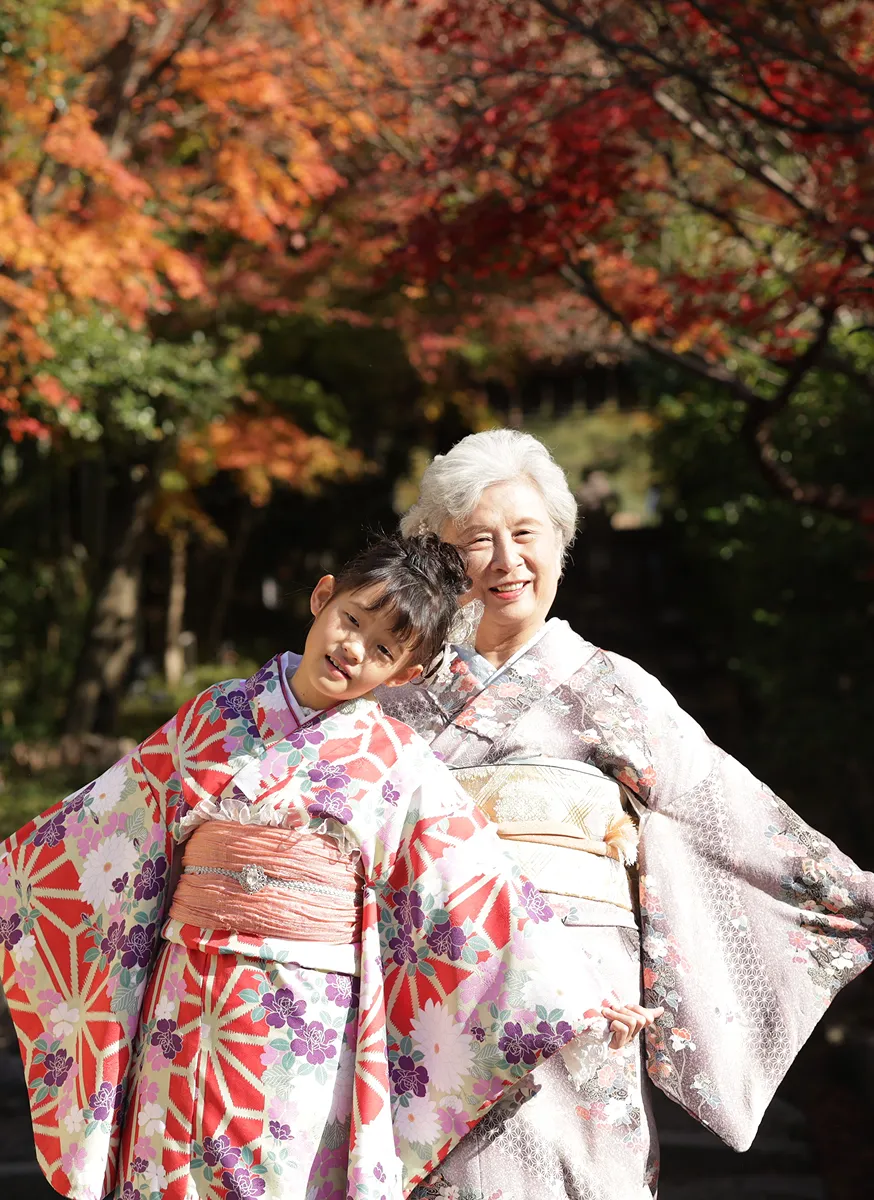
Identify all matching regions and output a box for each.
[240,864,269,894]
[182,863,356,902]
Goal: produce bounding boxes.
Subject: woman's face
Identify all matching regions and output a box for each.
[445,480,562,649]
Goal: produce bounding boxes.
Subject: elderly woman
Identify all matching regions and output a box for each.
[381,429,874,1200]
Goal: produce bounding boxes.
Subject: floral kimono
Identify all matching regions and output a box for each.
[381,618,874,1200]
[0,651,609,1200]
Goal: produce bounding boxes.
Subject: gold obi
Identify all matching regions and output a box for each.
[452,759,638,913]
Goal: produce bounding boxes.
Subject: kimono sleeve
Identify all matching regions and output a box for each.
[375,745,610,1193]
[0,715,185,1200]
[590,650,874,1151]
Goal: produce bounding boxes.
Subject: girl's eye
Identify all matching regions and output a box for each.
[377,645,393,660]
[345,612,359,627]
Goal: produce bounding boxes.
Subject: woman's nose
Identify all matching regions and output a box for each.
[491,533,522,572]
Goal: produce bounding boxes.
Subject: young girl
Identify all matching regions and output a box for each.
[0,534,649,1200]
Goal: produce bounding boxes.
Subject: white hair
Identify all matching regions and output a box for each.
[400,429,578,556]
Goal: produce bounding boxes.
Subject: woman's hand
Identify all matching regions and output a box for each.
[600,998,665,1050]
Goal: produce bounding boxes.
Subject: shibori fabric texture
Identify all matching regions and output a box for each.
[381,617,874,1200]
[0,651,609,1200]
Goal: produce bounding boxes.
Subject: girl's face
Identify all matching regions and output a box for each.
[445,479,562,651]
[290,580,423,710]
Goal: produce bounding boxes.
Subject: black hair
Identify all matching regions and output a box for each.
[332,533,470,673]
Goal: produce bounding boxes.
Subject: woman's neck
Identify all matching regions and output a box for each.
[474,619,546,669]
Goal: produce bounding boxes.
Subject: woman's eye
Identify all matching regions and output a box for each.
[469,536,490,547]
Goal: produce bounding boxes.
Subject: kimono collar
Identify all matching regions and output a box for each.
[246,651,380,746]
[429,618,594,719]
[453,622,551,688]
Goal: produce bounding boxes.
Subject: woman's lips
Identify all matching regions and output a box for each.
[489,581,529,600]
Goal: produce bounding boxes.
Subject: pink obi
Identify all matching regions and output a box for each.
[170,821,362,944]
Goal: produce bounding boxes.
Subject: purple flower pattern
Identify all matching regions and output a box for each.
[389,1054,429,1098]
[268,1120,292,1141]
[33,812,66,848]
[498,1020,539,1066]
[307,792,353,825]
[288,726,325,750]
[202,1134,242,1170]
[290,1021,338,1065]
[381,780,400,806]
[99,920,126,962]
[324,973,358,1009]
[388,927,417,967]
[43,1049,73,1088]
[133,855,167,902]
[88,1080,124,1120]
[150,1018,183,1060]
[534,1019,575,1058]
[216,689,256,726]
[119,1183,141,1200]
[520,880,554,923]
[222,1166,266,1200]
[391,888,425,930]
[261,987,307,1030]
[307,761,350,792]
[426,919,468,961]
[0,910,22,951]
[62,784,93,815]
[120,922,156,969]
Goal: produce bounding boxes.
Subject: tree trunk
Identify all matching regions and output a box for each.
[204,503,256,661]
[164,529,188,688]
[64,482,154,735]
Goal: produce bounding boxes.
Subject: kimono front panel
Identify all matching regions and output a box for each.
[1,651,609,1200]
[383,619,874,1151]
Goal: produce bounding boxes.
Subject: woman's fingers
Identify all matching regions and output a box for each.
[600,1001,666,1048]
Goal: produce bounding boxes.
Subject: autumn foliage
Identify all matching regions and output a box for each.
[382,0,874,519]
[0,0,414,441]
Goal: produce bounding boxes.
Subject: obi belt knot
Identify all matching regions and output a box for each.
[170,821,362,944]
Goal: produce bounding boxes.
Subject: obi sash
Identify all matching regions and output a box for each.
[170,821,362,950]
[451,758,638,914]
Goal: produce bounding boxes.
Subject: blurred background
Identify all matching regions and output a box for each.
[1,2,873,1197]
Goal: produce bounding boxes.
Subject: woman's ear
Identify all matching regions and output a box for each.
[310,575,336,617]
[382,663,424,689]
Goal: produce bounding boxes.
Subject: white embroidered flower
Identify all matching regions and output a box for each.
[396,1095,441,1145]
[604,1095,631,1125]
[144,1160,168,1192]
[643,932,668,960]
[410,999,474,1094]
[154,996,176,1021]
[63,1107,85,1133]
[12,932,35,963]
[50,1001,80,1038]
[89,761,131,815]
[79,834,139,912]
[139,1100,166,1139]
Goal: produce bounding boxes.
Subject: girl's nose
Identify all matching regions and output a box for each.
[342,637,364,664]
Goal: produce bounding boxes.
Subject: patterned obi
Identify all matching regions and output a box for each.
[170,821,362,946]
[452,759,638,914]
